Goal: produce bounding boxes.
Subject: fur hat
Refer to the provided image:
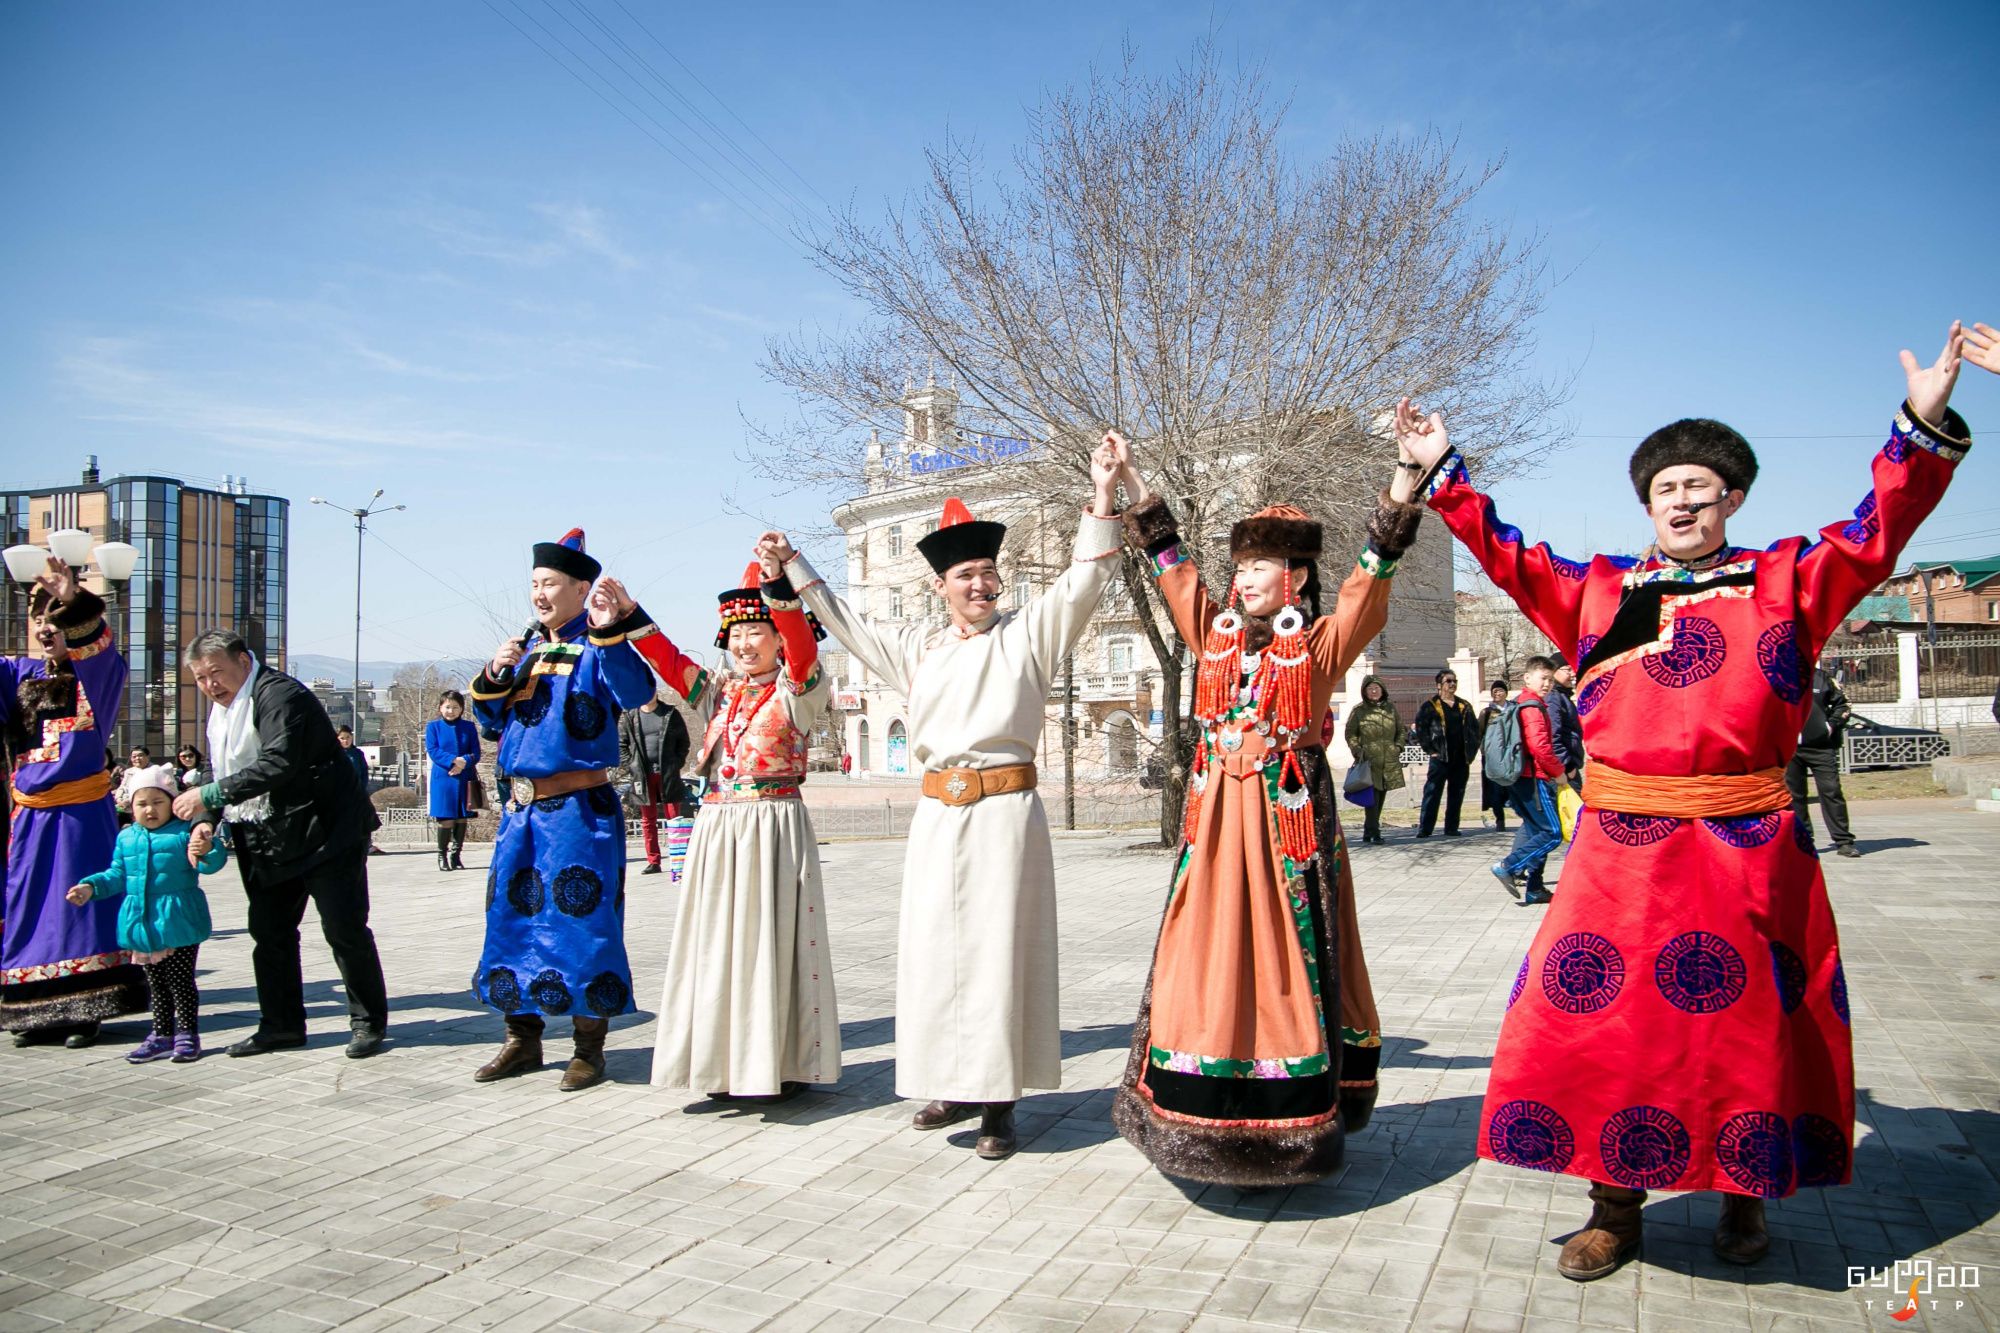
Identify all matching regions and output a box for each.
[916,498,1006,575]
[1627,419,1759,503]
[1229,503,1322,564]
[532,527,601,584]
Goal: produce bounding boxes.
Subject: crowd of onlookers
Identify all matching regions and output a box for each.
[1348,652,1862,903]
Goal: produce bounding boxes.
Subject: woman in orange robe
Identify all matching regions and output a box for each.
[1111,450,1427,1186]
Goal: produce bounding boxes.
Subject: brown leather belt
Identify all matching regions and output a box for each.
[508,769,610,808]
[921,762,1037,807]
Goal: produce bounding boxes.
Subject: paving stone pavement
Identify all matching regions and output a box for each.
[2,798,1995,1333]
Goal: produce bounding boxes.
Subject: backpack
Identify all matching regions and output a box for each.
[1481,700,1546,787]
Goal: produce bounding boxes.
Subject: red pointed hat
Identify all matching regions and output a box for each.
[532,527,601,583]
[916,497,1007,574]
[716,560,825,648]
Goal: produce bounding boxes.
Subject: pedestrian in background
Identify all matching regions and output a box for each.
[1491,656,1563,906]
[618,693,690,875]
[1477,680,1511,830]
[426,690,482,872]
[1786,664,1858,857]
[1548,656,1585,788]
[175,745,212,791]
[1343,674,1404,844]
[1414,668,1477,837]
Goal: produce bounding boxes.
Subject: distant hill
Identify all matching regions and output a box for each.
[290,654,484,687]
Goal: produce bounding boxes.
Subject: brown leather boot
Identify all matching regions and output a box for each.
[1556,1182,1645,1281]
[975,1102,1018,1160]
[473,1014,544,1082]
[1713,1193,1769,1265]
[559,1017,608,1091]
[912,1099,979,1130]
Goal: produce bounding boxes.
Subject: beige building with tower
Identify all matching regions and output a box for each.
[816,385,1460,782]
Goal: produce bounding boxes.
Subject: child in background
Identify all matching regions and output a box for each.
[67,768,225,1063]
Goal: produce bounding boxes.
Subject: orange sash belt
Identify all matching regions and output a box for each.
[8,771,115,811]
[1582,761,1790,819]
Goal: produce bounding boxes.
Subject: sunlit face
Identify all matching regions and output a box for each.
[129,748,150,768]
[530,569,590,629]
[1490,684,1508,703]
[130,787,173,830]
[1232,558,1294,617]
[1646,465,1742,561]
[29,610,65,661]
[936,559,1002,627]
[727,621,781,676]
[188,650,253,705]
[1364,681,1386,703]
[178,750,198,768]
[1437,674,1458,700]
[1553,665,1575,689]
[438,698,463,721]
[1523,666,1554,696]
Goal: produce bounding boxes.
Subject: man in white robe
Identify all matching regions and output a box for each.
[760,434,1127,1158]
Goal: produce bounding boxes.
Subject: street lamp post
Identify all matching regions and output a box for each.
[309,491,405,736]
[5,533,144,745]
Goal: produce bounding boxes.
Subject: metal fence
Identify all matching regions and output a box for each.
[1822,638,1901,703]
[1918,632,2000,700]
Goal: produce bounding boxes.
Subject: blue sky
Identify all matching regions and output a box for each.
[3,0,1996,669]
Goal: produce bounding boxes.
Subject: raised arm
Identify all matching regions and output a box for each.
[1311,489,1426,680]
[1019,434,1126,678]
[44,574,127,729]
[764,532,923,699]
[588,577,684,711]
[1796,328,1971,648]
[1398,399,1590,654]
[1121,495,1217,651]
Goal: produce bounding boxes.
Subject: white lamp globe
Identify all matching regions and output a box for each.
[46,528,94,567]
[2,545,48,584]
[93,542,140,582]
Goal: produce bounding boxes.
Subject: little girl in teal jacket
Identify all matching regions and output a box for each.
[68,775,226,1063]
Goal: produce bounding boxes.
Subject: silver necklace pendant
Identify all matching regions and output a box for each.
[1218,726,1244,753]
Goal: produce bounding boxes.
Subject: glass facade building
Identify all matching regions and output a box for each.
[1,463,288,758]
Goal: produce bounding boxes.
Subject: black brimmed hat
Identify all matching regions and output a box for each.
[532,527,601,584]
[916,497,1006,575]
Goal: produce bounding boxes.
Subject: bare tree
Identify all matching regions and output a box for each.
[750,41,1565,844]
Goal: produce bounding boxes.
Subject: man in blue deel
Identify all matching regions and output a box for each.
[467,527,658,1091]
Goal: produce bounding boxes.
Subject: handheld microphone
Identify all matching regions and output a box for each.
[492,620,541,689]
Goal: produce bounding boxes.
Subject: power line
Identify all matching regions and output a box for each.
[482,0,798,248]
[608,0,834,213]
[564,0,824,224]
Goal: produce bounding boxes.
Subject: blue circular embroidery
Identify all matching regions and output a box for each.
[1641,615,1726,689]
[1755,622,1808,705]
[1791,815,1818,858]
[564,691,607,741]
[1655,931,1747,1014]
[528,969,573,1015]
[506,867,545,917]
[533,795,568,812]
[1549,554,1589,581]
[1831,958,1849,1024]
[1576,670,1614,717]
[484,966,522,1012]
[585,784,621,817]
[1575,633,1601,664]
[1841,491,1880,545]
[1716,1110,1795,1197]
[552,865,604,917]
[1542,932,1627,1014]
[1770,942,1807,1015]
[1596,811,1679,847]
[1488,1099,1575,1171]
[1600,1105,1691,1190]
[1792,1113,1849,1189]
[514,678,552,727]
[1508,955,1529,1009]
[1701,813,1783,849]
[583,971,630,1017]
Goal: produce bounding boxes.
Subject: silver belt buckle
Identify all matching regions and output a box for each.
[510,777,538,807]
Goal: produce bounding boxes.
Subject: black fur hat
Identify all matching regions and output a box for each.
[1627,419,1759,503]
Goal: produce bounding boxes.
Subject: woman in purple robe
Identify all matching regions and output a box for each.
[1,557,147,1045]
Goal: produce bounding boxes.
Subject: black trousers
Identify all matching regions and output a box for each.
[1785,747,1853,849]
[1419,759,1470,835]
[245,848,390,1036]
[144,945,200,1036]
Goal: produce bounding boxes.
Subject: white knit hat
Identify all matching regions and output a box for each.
[127,766,178,796]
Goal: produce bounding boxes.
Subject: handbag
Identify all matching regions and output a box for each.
[466,772,488,813]
[1556,781,1583,843]
[1342,759,1374,793]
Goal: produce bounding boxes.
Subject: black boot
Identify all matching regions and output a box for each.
[975,1102,1018,1159]
[450,823,466,871]
[437,826,452,872]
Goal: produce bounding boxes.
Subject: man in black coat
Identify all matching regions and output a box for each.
[1785,665,1858,858]
[619,695,691,874]
[1414,667,1479,837]
[173,631,391,1057]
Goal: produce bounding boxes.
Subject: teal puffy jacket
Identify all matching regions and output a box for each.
[79,818,226,953]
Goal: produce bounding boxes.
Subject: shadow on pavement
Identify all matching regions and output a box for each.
[1850,837,1929,854]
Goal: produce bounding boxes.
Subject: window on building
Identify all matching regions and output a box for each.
[888,527,903,558]
[889,590,903,619]
[923,519,938,536]
[1108,639,1134,674]
[1988,599,1998,622]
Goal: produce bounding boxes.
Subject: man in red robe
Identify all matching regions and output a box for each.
[1396,323,1972,1281]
